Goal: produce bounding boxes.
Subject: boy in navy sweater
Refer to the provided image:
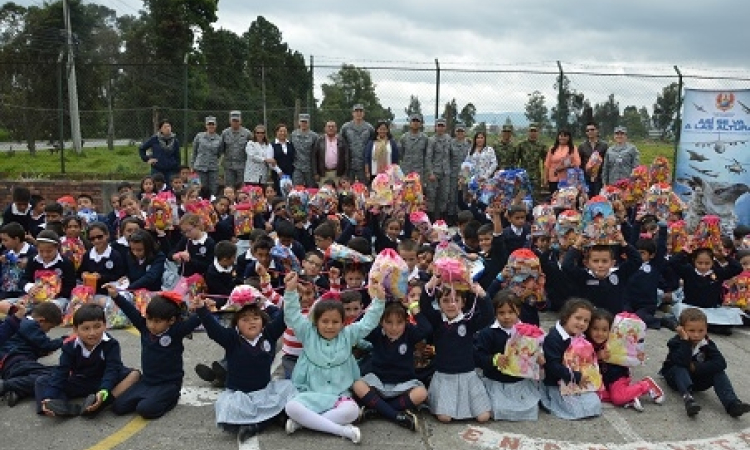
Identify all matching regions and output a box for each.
[36,304,140,417]
[624,223,667,329]
[242,236,284,289]
[562,232,641,315]
[473,206,508,289]
[0,302,63,407]
[170,213,215,277]
[2,186,32,234]
[661,308,750,418]
[502,205,531,254]
[106,286,201,419]
[205,240,238,309]
[0,222,37,299]
[0,301,27,346]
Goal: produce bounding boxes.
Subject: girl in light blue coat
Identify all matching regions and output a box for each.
[283,272,385,444]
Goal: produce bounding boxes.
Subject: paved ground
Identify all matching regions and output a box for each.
[3,311,750,450]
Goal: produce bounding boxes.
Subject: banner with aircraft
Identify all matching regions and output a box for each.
[675,88,750,231]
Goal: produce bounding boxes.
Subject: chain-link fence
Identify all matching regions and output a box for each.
[0,59,748,178]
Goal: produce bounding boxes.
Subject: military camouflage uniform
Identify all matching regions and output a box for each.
[192,131,222,195]
[290,128,319,187]
[340,120,374,183]
[425,133,452,219]
[514,139,547,197]
[448,137,471,216]
[398,131,428,181]
[495,139,516,170]
[220,126,251,188]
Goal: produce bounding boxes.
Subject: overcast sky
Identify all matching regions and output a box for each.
[14,0,750,122]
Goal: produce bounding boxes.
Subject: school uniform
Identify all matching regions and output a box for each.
[210,213,235,243]
[126,251,166,292]
[170,232,215,277]
[242,256,284,289]
[502,223,531,254]
[562,244,641,315]
[0,312,21,348]
[0,242,37,299]
[2,204,31,234]
[205,259,236,309]
[34,333,133,413]
[21,253,76,312]
[77,245,127,295]
[476,234,508,289]
[110,294,201,419]
[624,225,667,328]
[474,321,541,421]
[538,248,578,312]
[419,288,493,419]
[197,306,296,426]
[591,340,650,407]
[540,322,601,420]
[29,214,46,235]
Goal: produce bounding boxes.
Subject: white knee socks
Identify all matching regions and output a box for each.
[285,400,357,439]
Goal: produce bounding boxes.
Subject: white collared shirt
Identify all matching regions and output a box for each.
[213,259,233,273]
[275,139,289,155]
[442,311,465,324]
[239,330,263,346]
[696,268,714,277]
[34,253,63,268]
[11,203,30,215]
[511,225,524,236]
[692,338,708,356]
[490,319,515,335]
[74,333,111,358]
[555,321,572,340]
[89,245,113,263]
[116,236,129,247]
[191,232,208,246]
[8,242,30,258]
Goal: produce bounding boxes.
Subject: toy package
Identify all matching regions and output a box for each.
[432,220,451,242]
[351,182,369,214]
[369,248,409,300]
[286,186,310,222]
[325,243,373,264]
[559,336,602,395]
[582,196,619,245]
[599,185,622,203]
[643,182,672,222]
[723,271,750,309]
[552,186,579,210]
[585,150,603,182]
[309,186,338,215]
[233,203,254,236]
[433,242,471,290]
[409,211,432,238]
[693,215,722,253]
[241,185,267,214]
[505,248,545,306]
[185,199,219,232]
[279,174,294,197]
[604,312,646,367]
[173,273,207,303]
[401,172,424,214]
[62,285,94,327]
[60,237,86,271]
[649,156,672,184]
[531,204,556,237]
[133,289,153,316]
[560,167,587,193]
[555,210,582,236]
[369,173,394,207]
[103,295,131,329]
[477,177,501,206]
[29,269,61,303]
[493,169,533,209]
[629,165,650,204]
[668,220,690,254]
[271,245,302,273]
[146,192,175,231]
[501,322,545,380]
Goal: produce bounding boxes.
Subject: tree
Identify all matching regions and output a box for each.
[621,105,648,139]
[551,75,587,137]
[639,107,651,136]
[319,64,393,127]
[459,102,476,129]
[403,95,422,132]
[653,82,681,141]
[475,121,487,134]
[441,98,458,134]
[593,94,620,137]
[525,90,548,130]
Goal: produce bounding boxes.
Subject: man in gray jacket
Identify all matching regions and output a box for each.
[192,116,223,195]
[602,126,640,186]
[425,118,452,221]
[398,113,428,182]
[290,113,318,187]
[220,110,251,189]
[340,104,374,183]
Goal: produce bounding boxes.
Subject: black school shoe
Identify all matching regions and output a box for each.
[5,390,20,408]
[238,424,261,442]
[394,410,419,432]
[195,363,216,382]
[45,399,82,417]
[212,361,227,383]
[728,401,750,418]
[685,398,701,417]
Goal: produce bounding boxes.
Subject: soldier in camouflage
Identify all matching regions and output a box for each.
[340,103,374,184]
[495,124,516,169]
[448,123,471,223]
[290,113,319,187]
[191,116,222,195]
[220,110,251,189]
[514,122,547,199]
[425,118,452,221]
[398,113,428,181]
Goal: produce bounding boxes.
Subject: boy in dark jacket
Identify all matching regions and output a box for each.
[661,308,750,417]
[205,241,238,309]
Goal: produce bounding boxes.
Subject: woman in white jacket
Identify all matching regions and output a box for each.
[244,124,274,186]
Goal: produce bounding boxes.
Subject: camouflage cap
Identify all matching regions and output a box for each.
[502,124,513,132]
[298,113,310,122]
[528,123,539,131]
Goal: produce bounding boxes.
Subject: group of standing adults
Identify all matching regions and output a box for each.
[138,105,640,222]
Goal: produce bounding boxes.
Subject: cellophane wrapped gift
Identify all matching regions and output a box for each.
[279,175,293,197]
[173,273,207,303]
[552,186,579,210]
[582,195,619,245]
[309,186,338,215]
[188,171,201,187]
[460,161,475,184]
[63,285,94,326]
[77,209,98,225]
[560,167,588,193]
[369,249,409,300]
[599,185,622,203]
[649,156,672,184]
[241,185,267,214]
[147,192,175,231]
[234,203,254,236]
[287,186,310,222]
[501,322,545,380]
[559,336,603,395]
[477,177,500,206]
[325,242,373,264]
[643,182,672,222]
[585,150,603,181]
[668,220,690,254]
[532,204,556,236]
[60,237,86,271]
[271,245,302,273]
[369,173,393,207]
[613,178,635,206]
[104,294,131,329]
[409,211,432,238]
[506,248,545,306]
[434,242,471,290]
[604,312,646,367]
[29,269,61,303]
[693,215,722,253]
[133,289,153,316]
[401,172,424,214]
[351,182,369,214]
[223,285,264,311]
[723,271,750,309]
[186,199,219,232]
[630,165,651,204]
[386,164,405,187]
[555,210,582,236]
[493,169,532,209]
[432,220,450,242]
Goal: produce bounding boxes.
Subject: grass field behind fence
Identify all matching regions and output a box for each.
[0,139,677,180]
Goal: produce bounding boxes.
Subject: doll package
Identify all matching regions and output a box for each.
[501,322,545,380]
[559,336,603,395]
[369,248,409,300]
[582,196,619,245]
[604,312,646,367]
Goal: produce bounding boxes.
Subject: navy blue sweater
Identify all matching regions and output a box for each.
[623,225,667,310]
[562,244,642,315]
[113,294,200,386]
[474,325,526,384]
[0,313,21,348]
[126,251,166,291]
[542,325,581,387]
[41,334,126,399]
[205,263,236,308]
[502,224,531,255]
[0,318,63,362]
[21,254,77,300]
[364,312,432,384]
[169,234,215,277]
[419,288,493,374]
[476,235,508,289]
[77,246,127,295]
[660,335,727,382]
[2,205,31,234]
[668,253,742,308]
[538,248,578,312]
[197,305,284,393]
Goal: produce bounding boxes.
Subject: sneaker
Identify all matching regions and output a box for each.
[238,424,260,442]
[661,316,679,331]
[346,425,361,444]
[624,398,644,412]
[195,364,216,382]
[685,398,701,417]
[728,401,750,418]
[395,410,419,431]
[643,377,665,404]
[44,399,81,417]
[80,393,101,417]
[5,390,20,408]
[356,406,378,424]
[285,418,300,435]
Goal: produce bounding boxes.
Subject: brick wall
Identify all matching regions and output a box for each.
[0,180,125,214]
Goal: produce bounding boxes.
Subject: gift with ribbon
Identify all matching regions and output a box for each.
[233,203,254,236]
[723,271,750,309]
[62,285,95,326]
[222,285,265,311]
[433,242,471,291]
[582,195,619,245]
[559,336,602,395]
[369,248,409,300]
[604,312,646,367]
[501,322,545,380]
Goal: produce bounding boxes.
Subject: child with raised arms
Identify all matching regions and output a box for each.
[283,272,385,444]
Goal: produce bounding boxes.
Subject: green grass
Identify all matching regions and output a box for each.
[0,146,170,180]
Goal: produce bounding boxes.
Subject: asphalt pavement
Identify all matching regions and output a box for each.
[3,311,750,450]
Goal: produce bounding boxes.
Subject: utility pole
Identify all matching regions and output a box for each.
[106,77,114,151]
[63,0,82,153]
[261,64,267,126]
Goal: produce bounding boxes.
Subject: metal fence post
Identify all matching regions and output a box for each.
[556,60,564,131]
[673,65,683,149]
[58,52,65,174]
[434,58,440,122]
[309,55,315,125]
[183,54,189,167]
